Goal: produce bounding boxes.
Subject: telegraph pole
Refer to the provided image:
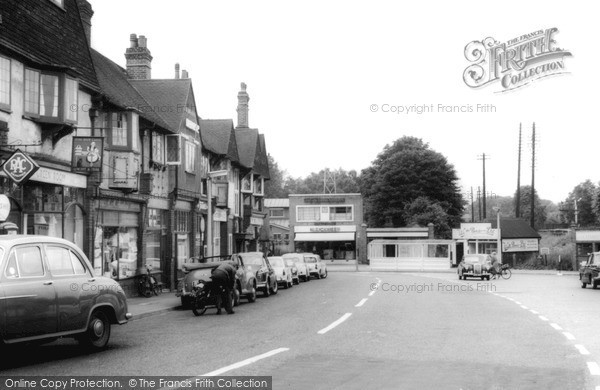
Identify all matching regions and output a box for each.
[530,123,536,228]
[516,123,522,218]
[471,187,475,223]
[477,154,489,220]
[477,186,482,221]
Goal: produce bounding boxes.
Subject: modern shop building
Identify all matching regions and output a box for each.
[289,193,367,262]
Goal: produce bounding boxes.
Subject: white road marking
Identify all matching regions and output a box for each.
[575,345,590,355]
[318,313,353,335]
[563,332,576,341]
[587,362,600,376]
[200,348,290,376]
[355,298,368,307]
[520,305,528,310]
[539,316,549,321]
[368,291,376,297]
[507,298,515,302]
[530,310,539,314]
[515,301,522,305]
[550,323,563,331]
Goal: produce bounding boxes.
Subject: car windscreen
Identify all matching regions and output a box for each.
[305,257,317,263]
[283,255,302,262]
[241,255,263,266]
[284,259,295,267]
[268,257,284,267]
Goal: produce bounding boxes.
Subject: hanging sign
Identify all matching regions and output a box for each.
[72,136,103,172]
[1,149,40,185]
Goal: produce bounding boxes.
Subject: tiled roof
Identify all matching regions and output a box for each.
[491,218,541,239]
[265,198,289,208]
[235,128,270,178]
[199,119,240,162]
[129,79,193,132]
[0,0,99,91]
[90,49,172,132]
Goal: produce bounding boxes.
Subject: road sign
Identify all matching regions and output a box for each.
[1,149,40,185]
[540,247,550,255]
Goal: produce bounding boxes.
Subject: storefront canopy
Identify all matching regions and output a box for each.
[295,232,355,242]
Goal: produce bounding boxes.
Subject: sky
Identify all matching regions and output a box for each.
[88,0,598,204]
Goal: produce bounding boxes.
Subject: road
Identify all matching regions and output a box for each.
[1,271,598,389]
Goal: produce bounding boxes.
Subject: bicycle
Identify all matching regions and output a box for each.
[491,264,512,280]
[137,264,162,297]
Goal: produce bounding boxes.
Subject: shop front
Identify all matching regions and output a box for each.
[452,223,499,265]
[0,166,87,250]
[294,225,357,260]
[146,198,170,286]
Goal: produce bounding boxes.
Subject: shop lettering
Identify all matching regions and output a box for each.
[310,227,341,233]
[304,197,346,204]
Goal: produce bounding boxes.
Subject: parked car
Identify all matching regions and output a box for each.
[457,254,492,280]
[282,253,310,282]
[241,252,278,296]
[178,256,258,307]
[268,256,293,289]
[283,257,300,285]
[580,252,600,288]
[0,235,131,349]
[302,253,328,279]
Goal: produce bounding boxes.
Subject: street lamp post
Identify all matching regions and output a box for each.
[206,170,228,258]
[493,207,502,263]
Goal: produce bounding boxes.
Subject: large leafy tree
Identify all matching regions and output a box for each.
[403,196,452,238]
[264,154,288,198]
[359,136,464,229]
[561,180,597,226]
[284,168,360,194]
[514,185,547,229]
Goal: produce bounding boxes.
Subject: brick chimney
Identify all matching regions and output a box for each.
[125,33,153,80]
[175,63,180,79]
[76,0,94,46]
[182,70,189,79]
[237,82,249,128]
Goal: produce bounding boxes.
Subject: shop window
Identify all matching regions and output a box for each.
[102,226,138,279]
[330,206,353,221]
[384,245,396,258]
[24,69,78,124]
[0,56,10,111]
[64,204,84,250]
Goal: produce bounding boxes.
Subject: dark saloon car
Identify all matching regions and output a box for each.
[241,252,278,297]
[457,254,492,281]
[0,235,131,349]
[580,252,600,289]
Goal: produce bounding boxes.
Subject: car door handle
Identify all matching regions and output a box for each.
[43,281,53,285]
[88,278,96,282]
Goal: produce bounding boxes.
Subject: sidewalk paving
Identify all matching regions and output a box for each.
[125,267,579,321]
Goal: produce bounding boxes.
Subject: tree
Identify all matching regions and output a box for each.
[264,154,288,198]
[284,168,360,194]
[562,180,597,226]
[359,136,464,228]
[403,196,452,238]
[514,185,546,229]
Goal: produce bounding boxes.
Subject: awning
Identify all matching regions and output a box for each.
[295,232,355,242]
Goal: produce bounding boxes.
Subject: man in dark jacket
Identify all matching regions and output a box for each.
[211,262,236,314]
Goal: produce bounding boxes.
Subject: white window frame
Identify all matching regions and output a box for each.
[151,132,165,164]
[166,134,182,165]
[296,204,353,222]
[185,139,196,173]
[24,68,78,124]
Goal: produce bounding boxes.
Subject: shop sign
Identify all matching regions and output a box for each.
[0,194,10,221]
[72,136,103,172]
[30,167,87,188]
[303,197,346,204]
[213,209,227,222]
[250,217,263,226]
[502,239,539,252]
[295,225,356,233]
[1,149,39,185]
[99,198,141,213]
[452,223,498,239]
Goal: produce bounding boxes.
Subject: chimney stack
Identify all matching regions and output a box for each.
[237,82,249,128]
[182,70,189,79]
[175,63,180,79]
[76,0,94,46]
[125,33,153,80]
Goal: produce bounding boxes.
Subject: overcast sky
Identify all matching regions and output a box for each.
[88,0,597,204]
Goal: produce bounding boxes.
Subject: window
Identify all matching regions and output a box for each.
[0,56,10,110]
[297,206,320,222]
[151,132,164,164]
[112,113,128,146]
[46,246,74,275]
[166,134,182,165]
[330,206,353,221]
[70,251,88,274]
[24,69,78,123]
[185,140,196,173]
[270,209,284,217]
[15,246,44,277]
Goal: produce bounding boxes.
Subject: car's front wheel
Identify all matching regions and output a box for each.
[322,269,327,279]
[582,282,588,288]
[263,279,271,297]
[247,283,257,302]
[271,279,278,295]
[79,311,111,350]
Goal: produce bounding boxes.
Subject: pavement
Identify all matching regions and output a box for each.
[125,265,579,321]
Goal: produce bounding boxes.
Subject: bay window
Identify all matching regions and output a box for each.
[23,68,78,124]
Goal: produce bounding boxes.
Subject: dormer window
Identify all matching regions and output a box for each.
[24,68,78,124]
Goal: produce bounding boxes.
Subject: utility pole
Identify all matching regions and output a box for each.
[323,169,337,194]
[516,123,522,218]
[477,153,489,220]
[530,123,536,228]
[477,186,482,222]
[471,187,475,223]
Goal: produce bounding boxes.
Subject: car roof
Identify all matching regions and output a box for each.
[0,235,76,246]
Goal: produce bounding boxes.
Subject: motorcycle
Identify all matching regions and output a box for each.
[191,277,233,316]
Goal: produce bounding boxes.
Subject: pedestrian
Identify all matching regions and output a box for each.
[490,251,500,279]
[211,261,236,315]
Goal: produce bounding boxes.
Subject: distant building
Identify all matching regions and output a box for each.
[264,198,292,255]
